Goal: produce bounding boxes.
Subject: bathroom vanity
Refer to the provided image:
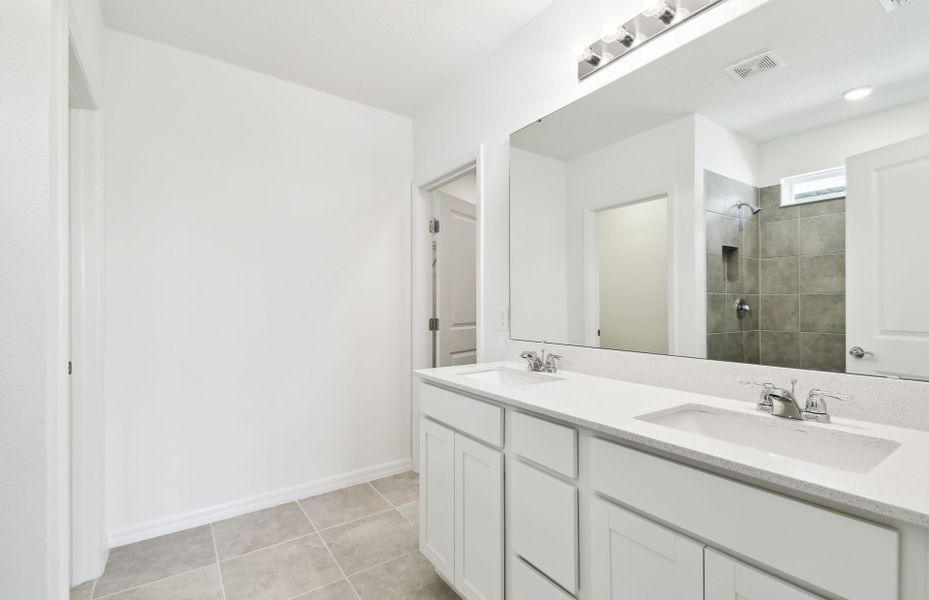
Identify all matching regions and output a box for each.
[415,364,929,600]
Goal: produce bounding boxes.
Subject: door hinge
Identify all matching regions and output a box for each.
[68,361,72,375]
[429,218,440,234]
[429,317,440,331]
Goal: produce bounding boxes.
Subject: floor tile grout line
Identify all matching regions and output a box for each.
[366,481,397,508]
[209,524,228,600]
[218,532,317,563]
[343,548,421,579]
[91,563,218,599]
[299,499,363,600]
[315,507,397,533]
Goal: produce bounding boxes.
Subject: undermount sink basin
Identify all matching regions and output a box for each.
[636,405,899,473]
[461,367,562,387]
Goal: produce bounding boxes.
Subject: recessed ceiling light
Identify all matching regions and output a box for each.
[844,86,874,101]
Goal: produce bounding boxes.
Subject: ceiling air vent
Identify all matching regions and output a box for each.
[723,51,786,82]
[878,0,911,12]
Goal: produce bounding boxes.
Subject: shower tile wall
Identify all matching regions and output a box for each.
[705,171,760,364]
[758,185,846,372]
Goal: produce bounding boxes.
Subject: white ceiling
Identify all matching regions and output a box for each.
[99,0,557,116]
[513,0,929,160]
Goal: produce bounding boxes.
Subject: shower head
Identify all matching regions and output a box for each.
[736,201,763,215]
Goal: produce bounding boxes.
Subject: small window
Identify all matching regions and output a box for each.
[780,166,846,207]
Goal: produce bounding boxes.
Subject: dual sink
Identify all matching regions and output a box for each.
[460,367,899,474]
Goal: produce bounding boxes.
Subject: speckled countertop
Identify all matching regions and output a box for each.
[416,361,929,528]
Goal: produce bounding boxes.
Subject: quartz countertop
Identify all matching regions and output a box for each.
[415,361,929,528]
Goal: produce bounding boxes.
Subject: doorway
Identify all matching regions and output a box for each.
[411,151,483,471]
[432,173,478,367]
[592,196,669,354]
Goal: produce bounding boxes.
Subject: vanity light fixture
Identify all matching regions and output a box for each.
[578,0,726,80]
[844,86,874,101]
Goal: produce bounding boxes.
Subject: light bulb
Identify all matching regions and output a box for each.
[602,24,637,47]
[844,86,874,101]
[643,0,676,24]
[601,22,620,43]
[581,47,602,66]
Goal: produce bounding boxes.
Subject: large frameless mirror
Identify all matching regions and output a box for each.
[509,0,929,380]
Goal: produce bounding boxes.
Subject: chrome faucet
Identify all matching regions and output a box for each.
[740,380,851,423]
[520,351,544,372]
[520,350,563,373]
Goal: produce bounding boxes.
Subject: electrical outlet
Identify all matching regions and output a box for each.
[496,308,509,332]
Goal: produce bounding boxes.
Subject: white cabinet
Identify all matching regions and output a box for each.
[511,460,578,593]
[705,549,825,600]
[420,418,455,582]
[590,497,704,600]
[455,432,504,600]
[420,412,503,600]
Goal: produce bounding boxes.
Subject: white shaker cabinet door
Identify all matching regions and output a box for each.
[705,549,825,600]
[420,418,455,582]
[454,433,504,600]
[590,497,704,600]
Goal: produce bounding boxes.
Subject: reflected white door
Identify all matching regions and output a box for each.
[846,134,929,379]
[435,191,477,366]
[596,197,669,354]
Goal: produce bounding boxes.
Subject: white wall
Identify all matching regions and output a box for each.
[509,148,568,342]
[758,98,929,186]
[103,31,413,541]
[565,116,698,353]
[0,3,55,595]
[413,0,769,361]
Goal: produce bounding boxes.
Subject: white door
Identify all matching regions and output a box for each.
[846,133,929,379]
[595,197,669,354]
[454,433,503,600]
[705,549,824,600]
[590,497,703,600]
[435,191,477,366]
[420,418,455,582]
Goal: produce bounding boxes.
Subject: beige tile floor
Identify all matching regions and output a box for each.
[71,471,459,600]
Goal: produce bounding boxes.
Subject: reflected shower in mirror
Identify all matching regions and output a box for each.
[509,0,929,381]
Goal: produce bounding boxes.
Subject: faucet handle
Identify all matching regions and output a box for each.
[543,353,563,373]
[805,388,852,411]
[804,389,851,423]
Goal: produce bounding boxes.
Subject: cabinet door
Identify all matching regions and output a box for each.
[511,460,578,593]
[454,433,504,600]
[590,497,704,600]
[705,549,825,600]
[420,418,455,582]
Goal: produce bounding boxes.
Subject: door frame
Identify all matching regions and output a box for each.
[67,9,108,585]
[411,147,485,470]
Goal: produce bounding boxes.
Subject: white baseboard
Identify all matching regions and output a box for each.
[108,458,412,548]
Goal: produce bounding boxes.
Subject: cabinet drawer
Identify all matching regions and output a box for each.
[511,460,578,594]
[420,383,503,447]
[512,558,574,600]
[589,439,898,600]
[512,412,577,478]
